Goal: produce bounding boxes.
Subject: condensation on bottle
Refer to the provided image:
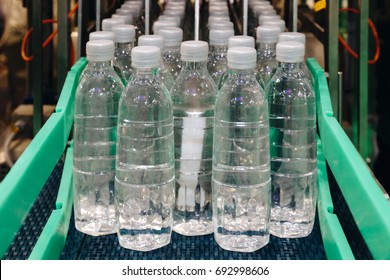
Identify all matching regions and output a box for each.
[267,41,317,238]
[73,40,123,236]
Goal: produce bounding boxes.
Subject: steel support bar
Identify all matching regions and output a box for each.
[57,0,70,93]
[32,0,43,135]
[77,0,88,58]
[358,0,369,161]
[326,0,339,122]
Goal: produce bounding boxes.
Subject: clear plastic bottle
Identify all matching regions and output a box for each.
[115,46,175,251]
[207,28,235,87]
[267,41,317,238]
[112,24,135,85]
[213,47,271,252]
[170,40,217,236]
[256,25,280,85]
[278,32,314,85]
[158,27,183,80]
[138,34,175,91]
[73,40,123,236]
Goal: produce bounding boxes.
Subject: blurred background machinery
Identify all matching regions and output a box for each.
[0,0,388,194]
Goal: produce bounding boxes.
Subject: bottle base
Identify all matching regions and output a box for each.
[269,221,314,238]
[117,234,171,252]
[75,221,116,236]
[214,233,270,253]
[173,220,213,236]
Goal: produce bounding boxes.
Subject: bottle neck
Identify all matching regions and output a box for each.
[228,68,256,80]
[182,61,208,70]
[87,60,112,68]
[279,61,303,72]
[132,67,159,79]
[257,42,277,51]
[163,45,180,54]
[116,42,134,50]
[209,45,228,54]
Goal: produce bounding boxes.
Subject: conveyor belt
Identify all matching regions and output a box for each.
[3,160,64,260]
[60,211,326,260]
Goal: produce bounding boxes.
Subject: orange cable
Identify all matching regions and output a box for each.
[21,2,78,62]
[338,7,380,65]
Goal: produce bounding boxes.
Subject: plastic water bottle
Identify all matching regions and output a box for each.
[115,46,175,251]
[73,40,124,236]
[278,32,314,85]
[213,47,271,252]
[267,41,317,238]
[208,28,235,87]
[138,34,175,91]
[158,27,183,80]
[256,25,280,85]
[170,41,217,236]
[111,24,135,85]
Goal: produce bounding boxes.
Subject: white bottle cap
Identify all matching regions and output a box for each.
[263,19,286,33]
[138,35,165,51]
[278,32,306,45]
[209,7,229,17]
[259,14,281,26]
[164,9,185,19]
[157,27,183,47]
[228,35,255,48]
[158,15,181,27]
[101,18,125,31]
[131,46,161,68]
[180,40,208,62]
[89,31,116,42]
[253,5,275,17]
[276,41,305,63]
[227,47,257,69]
[208,21,234,30]
[207,16,231,26]
[256,25,280,43]
[111,24,135,43]
[112,14,133,25]
[152,20,177,34]
[209,29,235,46]
[86,40,115,62]
[116,7,138,17]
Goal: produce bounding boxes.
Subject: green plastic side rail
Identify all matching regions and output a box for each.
[0,58,87,259]
[316,137,354,260]
[307,58,390,260]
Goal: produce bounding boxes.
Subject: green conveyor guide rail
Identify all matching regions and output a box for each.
[0,58,389,260]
